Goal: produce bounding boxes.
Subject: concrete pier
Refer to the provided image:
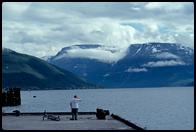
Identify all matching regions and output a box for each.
[2,112,136,130]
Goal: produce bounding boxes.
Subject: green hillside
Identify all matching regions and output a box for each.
[2,48,98,90]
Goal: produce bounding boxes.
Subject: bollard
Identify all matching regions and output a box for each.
[96,108,110,120]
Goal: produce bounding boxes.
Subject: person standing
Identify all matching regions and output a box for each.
[70,95,81,120]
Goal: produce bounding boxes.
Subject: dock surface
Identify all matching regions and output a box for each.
[2,113,134,130]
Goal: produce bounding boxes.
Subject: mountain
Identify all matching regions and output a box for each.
[48,43,194,88]
[2,48,98,90]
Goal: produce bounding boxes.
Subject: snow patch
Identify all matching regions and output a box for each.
[152,47,161,53]
[103,74,110,77]
[179,45,185,50]
[135,47,142,54]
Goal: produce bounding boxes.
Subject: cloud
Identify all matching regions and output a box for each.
[3,2,32,19]
[142,60,186,67]
[145,2,187,11]
[126,67,148,72]
[155,52,180,59]
[2,2,194,59]
[54,46,127,63]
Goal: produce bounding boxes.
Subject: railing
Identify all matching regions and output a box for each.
[111,114,145,130]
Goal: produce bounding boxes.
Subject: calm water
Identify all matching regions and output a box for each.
[2,87,194,130]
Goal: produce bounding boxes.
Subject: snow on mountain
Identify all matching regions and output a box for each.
[50,43,193,65]
[134,47,142,55]
[48,42,194,88]
[51,43,194,67]
[152,47,161,53]
[177,44,193,55]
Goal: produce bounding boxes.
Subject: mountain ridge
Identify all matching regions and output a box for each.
[48,42,194,88]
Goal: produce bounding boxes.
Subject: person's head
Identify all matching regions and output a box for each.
[74,95,77,98]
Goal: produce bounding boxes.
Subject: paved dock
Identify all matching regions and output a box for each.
[2,113,134,130]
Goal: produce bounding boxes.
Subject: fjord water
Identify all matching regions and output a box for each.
[3,87,194,130]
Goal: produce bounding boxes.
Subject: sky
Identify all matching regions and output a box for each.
[2,2,194,60]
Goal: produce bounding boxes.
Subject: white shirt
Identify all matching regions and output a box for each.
[70,98,81,109]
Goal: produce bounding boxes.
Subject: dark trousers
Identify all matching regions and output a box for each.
[71,108,78,120]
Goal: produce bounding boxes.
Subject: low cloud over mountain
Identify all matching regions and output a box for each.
[3,2,194,58]
[48,43,194,88]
